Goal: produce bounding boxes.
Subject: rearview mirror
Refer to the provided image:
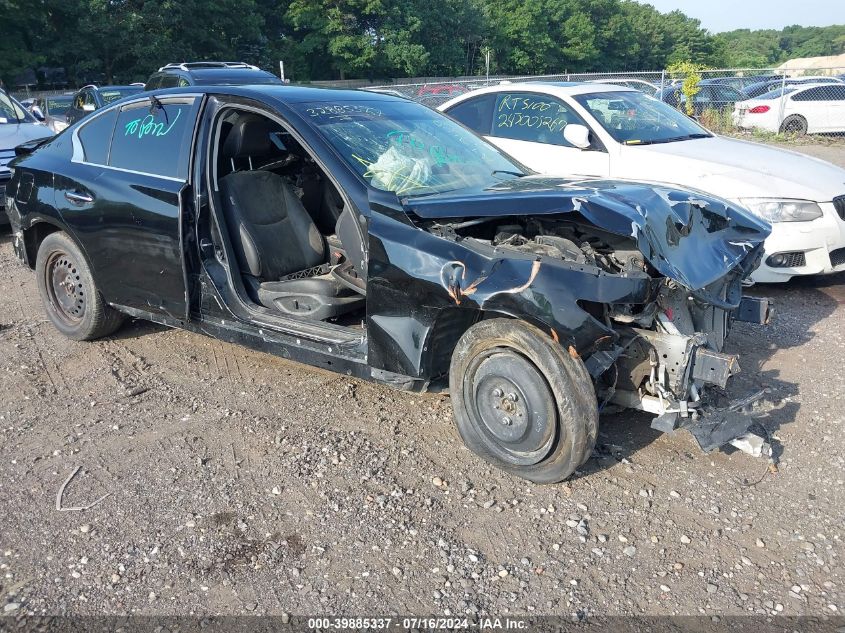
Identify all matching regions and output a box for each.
[82,103,96,112]
[563,124,591,150]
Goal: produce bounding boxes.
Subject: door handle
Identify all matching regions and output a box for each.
[65,191,94,205]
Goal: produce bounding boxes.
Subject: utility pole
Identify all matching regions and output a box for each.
[279,61,285,83]
[482,47,492,85]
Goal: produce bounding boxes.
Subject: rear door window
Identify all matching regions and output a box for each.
[78,109,118,164]
[792,87,828,102]
[826,86,845,101]
[491,92,586,147]
[108,97,199,179]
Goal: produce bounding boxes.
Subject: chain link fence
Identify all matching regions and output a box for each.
[366,66,845,139]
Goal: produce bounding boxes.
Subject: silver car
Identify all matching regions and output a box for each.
[1,89,53,226]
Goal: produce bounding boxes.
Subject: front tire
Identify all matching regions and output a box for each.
[36,232,124,341]
[449,319,598,484]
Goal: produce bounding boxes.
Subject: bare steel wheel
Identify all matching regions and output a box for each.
[35,231,125,341]
[450,318,598,484]
[44,251,86,326]
[467,349,556,466]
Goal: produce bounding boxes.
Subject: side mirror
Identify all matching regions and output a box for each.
[31,106,45,121]
[563,123,591,150]
[82,103,96,112]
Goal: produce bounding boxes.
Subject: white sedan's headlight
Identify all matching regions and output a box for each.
[739,198,822,222]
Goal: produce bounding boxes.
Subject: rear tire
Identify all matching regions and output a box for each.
[35,232,125,341]
[779,115,807,135]
[449,319,598,484]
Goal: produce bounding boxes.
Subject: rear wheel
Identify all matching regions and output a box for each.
[36,232,124,341]
[779,115,807,135]
[449,319,598,484]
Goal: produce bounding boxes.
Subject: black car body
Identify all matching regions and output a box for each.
[698,75,783,92]
[1,89,53,226]
[659,83,748,115]
[6,86,773,482]
[144,62,284,91]
[64,85,144,126]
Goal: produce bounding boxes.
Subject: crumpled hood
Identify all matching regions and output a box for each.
[403,176,771,291]
[617,136,845,202]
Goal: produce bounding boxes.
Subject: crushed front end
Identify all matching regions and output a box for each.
[405,177,775,457]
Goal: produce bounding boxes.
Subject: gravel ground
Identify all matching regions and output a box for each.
[0,143,844,620]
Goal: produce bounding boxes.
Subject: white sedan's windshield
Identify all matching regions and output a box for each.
[297,100,525,196]
[574,91,711,145]
[0,92,33,124]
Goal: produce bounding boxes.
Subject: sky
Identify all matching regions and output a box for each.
[640,0,845,33]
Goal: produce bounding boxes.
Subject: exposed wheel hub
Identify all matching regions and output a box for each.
[46,253,85,324]
[469,350,557,465]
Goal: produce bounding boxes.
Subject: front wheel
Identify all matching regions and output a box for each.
[36,231,125,341]
[449,319,598,484]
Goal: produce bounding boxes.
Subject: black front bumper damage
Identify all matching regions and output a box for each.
[623,295,776,459]
[652,389,775,458]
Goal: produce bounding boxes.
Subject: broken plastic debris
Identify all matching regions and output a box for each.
[728,433,772,458]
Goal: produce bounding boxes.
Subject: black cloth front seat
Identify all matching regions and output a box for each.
[218,115,363,320]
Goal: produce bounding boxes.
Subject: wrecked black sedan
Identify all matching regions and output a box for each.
[5,86,772,483]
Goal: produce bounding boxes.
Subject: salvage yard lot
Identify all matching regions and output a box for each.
[0,142,843,618]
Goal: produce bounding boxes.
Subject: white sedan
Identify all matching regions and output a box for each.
[439,82,845,283]
[733,83,845,135]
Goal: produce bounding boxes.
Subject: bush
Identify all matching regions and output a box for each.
[667,61,703,116]
[698,108,735,134]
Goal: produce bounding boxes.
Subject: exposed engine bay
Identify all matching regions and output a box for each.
[432,213,773,455]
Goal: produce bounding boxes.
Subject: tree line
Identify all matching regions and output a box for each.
[1,0,843,88]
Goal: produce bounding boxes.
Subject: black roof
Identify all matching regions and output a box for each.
[179,68,283,86]
[141,84,408,105]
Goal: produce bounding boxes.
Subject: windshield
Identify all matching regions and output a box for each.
[574,90,711,145]
[45,97,72,115]
[296,99,526,196]
[101,87,143,105]
[0,91,35,124]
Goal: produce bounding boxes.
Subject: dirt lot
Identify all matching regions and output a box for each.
[0,143,843,620]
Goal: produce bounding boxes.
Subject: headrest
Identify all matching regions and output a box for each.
[221,115,279,159]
